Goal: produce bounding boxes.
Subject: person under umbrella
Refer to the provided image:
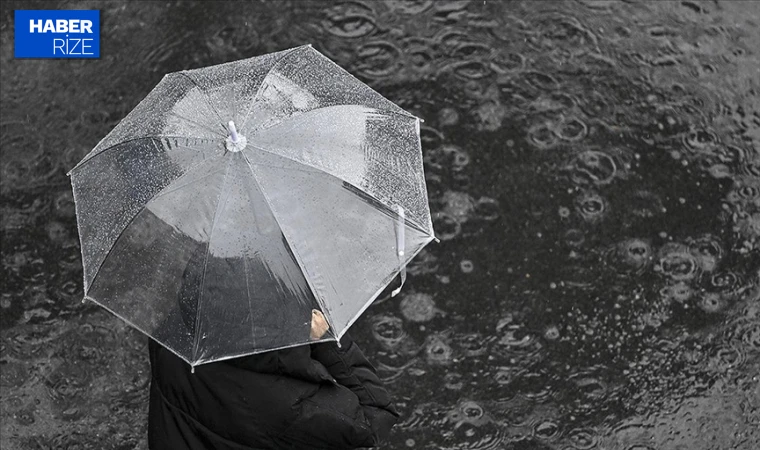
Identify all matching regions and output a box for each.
[68,45,437,450]
[148,241,400,449]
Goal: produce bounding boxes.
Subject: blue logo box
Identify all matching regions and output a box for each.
[15,10,100,58]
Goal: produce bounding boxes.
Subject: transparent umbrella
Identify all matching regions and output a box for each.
[68,45,436,368]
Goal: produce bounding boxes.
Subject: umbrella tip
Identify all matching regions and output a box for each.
[225,120,247,152]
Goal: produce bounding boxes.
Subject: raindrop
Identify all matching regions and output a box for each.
[556,116,588,141]
[54,191,76,218]
[491,52,526,73]
[660,282,693,303]
[579,90,614,118]
[544,325,560,341]
[457,400,486,424]
[709,270,741,293]
[607,238,652,273]
[420,125,444,149]
[322,12,377,38]
[400,292,442,322]
[568,150,617,185]
[528,121,559,149]
[572,375,607,400]
[452,42,492,60]
[708,163,731,179]
[400,36,435,72]
[384,0,434,14]
[442,191,476,223]
[534,13,598,54]
[498,329,538,351]
[438,107,460,126]
[441,145,471,172]
[709,344,746,370]
[474,197,500,221]
[46,221,72,246]
[683,128,719,151]
[448,60,492,80]
[434,28,470,50]
[740,323,760,351]
[525,71,560,91]
[444,372,464,390]
[407,250,440,276]
[567,428,597,449]
[433,212,462,241]
[688,234,723,272]
[533,419,560,439]
[453,333,490,357]
[698,293,726,314]
[655,243,700,281]
[564,228,585,247]
[355,41,402,78]
[425,334,454,365]
[371,315,407,349]
[575,191,608,223]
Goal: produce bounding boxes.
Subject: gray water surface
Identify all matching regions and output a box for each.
[1,1,759,449]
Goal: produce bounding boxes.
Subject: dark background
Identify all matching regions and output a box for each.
[1,1,759,449]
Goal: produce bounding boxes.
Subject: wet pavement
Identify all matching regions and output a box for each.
[2,0,759,449]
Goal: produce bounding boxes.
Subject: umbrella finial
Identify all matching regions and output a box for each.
[228,120,238,143]
[225,120,247,152]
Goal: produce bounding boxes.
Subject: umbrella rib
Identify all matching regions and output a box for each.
[336,234,436,341]
[239,45,419,133]
[69,136,216,174]
[84,155,224,294]
[242,255,256,351]
[308,46,419,120]
[176,72,229,135]
[192,159,234,363]
[168,110,227,138]
[239,45,309,131]
[150,163,227,201]
[239,150,339,338]
[250,105,419,139]
[246,144,431,236]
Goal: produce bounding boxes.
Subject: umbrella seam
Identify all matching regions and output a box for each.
[250,104,420,139]
[83,295,196,366]
[68,136,216,174]
[191,336,338,367]
[239,44,420,134]
[242,253,256,351]
[175,72,229,135]
[309,46,419,120]
[192,159,234,363]
[336,234,436,341]
[150,163,228,201]
[239,150,339,338]
[246,145,432,236]
[167,109,228,138]
[82,150,225,293]
[239,45,311,130]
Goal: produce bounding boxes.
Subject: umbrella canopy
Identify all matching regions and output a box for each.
[68,45,436,367]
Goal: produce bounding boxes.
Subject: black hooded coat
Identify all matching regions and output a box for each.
[148,332,400,450]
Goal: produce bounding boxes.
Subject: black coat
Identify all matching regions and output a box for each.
[148,333,400,449]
